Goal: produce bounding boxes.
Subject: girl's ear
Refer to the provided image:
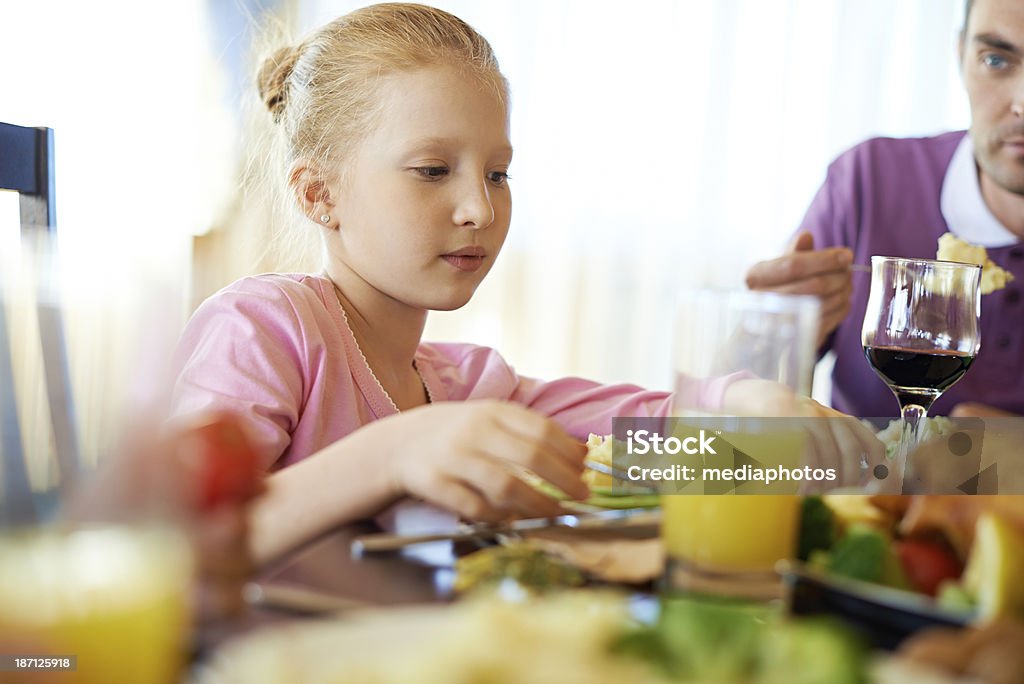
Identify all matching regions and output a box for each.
[289,161,338,228]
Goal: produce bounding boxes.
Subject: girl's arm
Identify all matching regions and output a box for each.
[248,418,398,566]
[249,401,589,567]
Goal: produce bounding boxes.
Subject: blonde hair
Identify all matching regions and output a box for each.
[250,3,508,267]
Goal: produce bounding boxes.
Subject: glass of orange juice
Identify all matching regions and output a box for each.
[0,524,193,684]
[662,289,819,600]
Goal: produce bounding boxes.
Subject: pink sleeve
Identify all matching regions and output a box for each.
[419,343,746,440]
[508,376,673,440]
[508,372,751,440]
[169,281,307,469]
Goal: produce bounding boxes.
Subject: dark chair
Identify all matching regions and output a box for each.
[0,121,79,524]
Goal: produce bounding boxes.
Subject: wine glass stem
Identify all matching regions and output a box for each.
[896,395,934,493]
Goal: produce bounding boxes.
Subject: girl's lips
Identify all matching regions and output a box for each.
[441,255,485,272]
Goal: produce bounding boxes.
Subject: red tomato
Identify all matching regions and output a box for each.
[175,414,264,510]
[896,538,963,596]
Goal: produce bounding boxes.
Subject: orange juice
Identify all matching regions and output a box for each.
[662,495,800,571]
[0,526,192,684]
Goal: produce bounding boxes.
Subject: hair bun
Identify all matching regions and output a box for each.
[257,45,302,122]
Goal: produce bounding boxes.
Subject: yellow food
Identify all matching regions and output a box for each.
[823,494,893,531]
[200,591,667,683]
[963,513,1024,620]
[453,543,584,594]
[936,232,1014,295]
[584,433,614,488]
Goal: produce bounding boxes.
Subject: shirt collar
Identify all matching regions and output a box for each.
[940,133,1020,247]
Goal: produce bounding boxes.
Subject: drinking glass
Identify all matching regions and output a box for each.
[662,289,819,600]
[0,525,193,684]
[861,256,981,491]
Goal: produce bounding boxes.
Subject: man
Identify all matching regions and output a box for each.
[746,0,1024,418]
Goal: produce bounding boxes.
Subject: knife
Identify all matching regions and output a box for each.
[351,507,660,557]
[243,581,365,615]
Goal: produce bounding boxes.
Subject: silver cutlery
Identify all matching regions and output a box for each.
[351,507,660,556]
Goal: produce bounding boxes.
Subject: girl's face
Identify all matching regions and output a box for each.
[326,65,512,311]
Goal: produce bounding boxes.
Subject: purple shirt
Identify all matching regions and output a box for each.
[801,131,1024,417]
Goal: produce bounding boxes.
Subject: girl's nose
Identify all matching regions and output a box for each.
[452,179,495,229]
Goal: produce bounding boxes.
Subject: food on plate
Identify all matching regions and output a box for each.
[895,539,962,597]
[868,415,955,461]
[962,513,1024,620]
[818,524,890,584]
[936,232,1014,295]
[823,494,896,532]
[453,543,585,594]
[900,496,1024,559]
[797,496,837,561]
[200,591,669,683]
[584,433,614,488]
[898,617,1024,684]
[806,521,913,591]
[800,492,1024,624]
[530,434,659,509]
[615,596,868,684]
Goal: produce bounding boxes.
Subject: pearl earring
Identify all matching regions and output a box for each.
[319,214,331,224]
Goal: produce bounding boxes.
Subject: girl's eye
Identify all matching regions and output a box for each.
[982,53,1009,70]
[488,171,510,185]
[415,166,449,179]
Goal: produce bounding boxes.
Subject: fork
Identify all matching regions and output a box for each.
[584,461,658,493]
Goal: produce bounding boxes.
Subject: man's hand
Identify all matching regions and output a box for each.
[745,232,854,348]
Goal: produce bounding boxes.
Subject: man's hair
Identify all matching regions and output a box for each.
[965,0,974,25]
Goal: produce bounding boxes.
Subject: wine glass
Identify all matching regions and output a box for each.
[861,256,981,491]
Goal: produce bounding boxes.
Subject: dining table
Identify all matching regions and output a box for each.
[256,521,457,610]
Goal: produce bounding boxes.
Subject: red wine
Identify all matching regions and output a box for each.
[863,346,975,393]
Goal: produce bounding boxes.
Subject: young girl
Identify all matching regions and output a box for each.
[170,3,878,565]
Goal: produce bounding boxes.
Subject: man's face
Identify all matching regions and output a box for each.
[962,0,1024,195]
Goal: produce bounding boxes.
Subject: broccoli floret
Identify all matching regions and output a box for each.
[758,619,868,684]
[657,598,770,680]
[827,525,888,583]
[798,496,837,561]
[613,597,867,683]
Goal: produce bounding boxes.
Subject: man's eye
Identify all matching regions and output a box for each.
[488,171,510,185]
[982,53,1009,70]
[415,166,449,179]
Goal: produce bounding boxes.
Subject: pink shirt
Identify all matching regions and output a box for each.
[170,274,731,470]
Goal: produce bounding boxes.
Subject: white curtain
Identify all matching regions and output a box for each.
[301,0,969,392]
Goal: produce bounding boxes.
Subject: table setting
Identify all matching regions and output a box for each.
[3,237,1023,684]
[191,248,1023,684]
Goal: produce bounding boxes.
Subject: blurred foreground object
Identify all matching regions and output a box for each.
[0,525,193,684]
[900,617,1024,684]
[0,412,268,683]
[172,413,265,620]
[73,412,265,622]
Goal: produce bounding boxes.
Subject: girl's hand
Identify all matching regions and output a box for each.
[722,378,886,489]
[381,400,589,522]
